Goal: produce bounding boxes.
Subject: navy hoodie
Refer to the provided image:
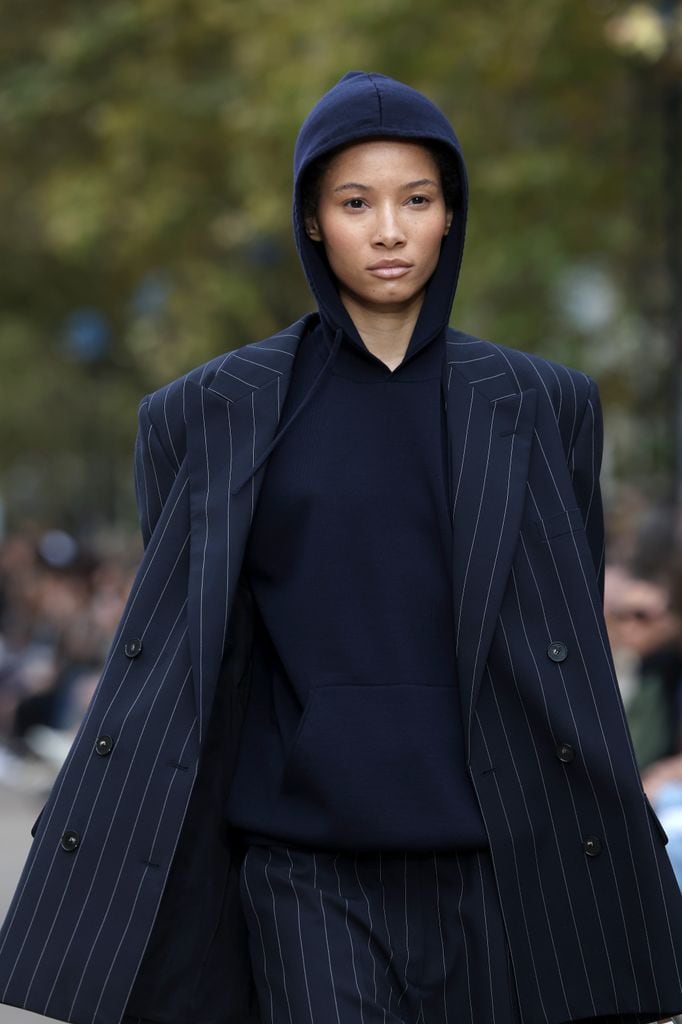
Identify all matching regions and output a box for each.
[224,72,487,851]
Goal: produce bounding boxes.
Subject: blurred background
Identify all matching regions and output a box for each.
[1,1,682,1019]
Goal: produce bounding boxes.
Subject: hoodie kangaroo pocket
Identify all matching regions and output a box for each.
[272,683,480,849]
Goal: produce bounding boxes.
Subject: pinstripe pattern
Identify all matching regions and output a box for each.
[0,314,681,1024]
[240,845,516,1024]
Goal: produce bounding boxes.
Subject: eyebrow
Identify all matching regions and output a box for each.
[332,178,440,193]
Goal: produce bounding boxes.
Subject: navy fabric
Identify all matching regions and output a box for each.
[293,71,468,363]
[231,71,470,494]
[224,69,485,849]
[226,322,486,849]
[1,316,682,1024]
[239,843,520,1024]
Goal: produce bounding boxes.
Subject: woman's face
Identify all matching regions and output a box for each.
[611,578,680,657]
[305,139,452,318]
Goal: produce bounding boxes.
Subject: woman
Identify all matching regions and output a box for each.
[1,71,681,1024]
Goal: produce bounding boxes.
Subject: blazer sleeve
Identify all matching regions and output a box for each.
[569,375,606,602]
[134,396,179,549]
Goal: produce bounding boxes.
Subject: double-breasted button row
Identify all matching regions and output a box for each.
[60,830,80,852]
[545,642,595,858]
[124,636,143,658]
[547,641,568,663]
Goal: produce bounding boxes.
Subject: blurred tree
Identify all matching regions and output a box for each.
[0,0,678,526]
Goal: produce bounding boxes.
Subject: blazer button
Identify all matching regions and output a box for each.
[583,835,602,857]
[124,637,143,658]
[95,734,113,756]
[60,830,80,853]
[547,641,568,663]
[556,742,575,763]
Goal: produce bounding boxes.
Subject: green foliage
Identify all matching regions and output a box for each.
[0,0,678,526]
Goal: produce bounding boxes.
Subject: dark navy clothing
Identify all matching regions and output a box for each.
[240,843,520,1024]
[224,70,488,851]
[225,321,487,849]
[292,72,469,364]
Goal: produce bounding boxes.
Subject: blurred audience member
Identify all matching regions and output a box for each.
[0,529,134,785]
[603,563,639,706]
[610,559,682,888]
[610,569,682,770]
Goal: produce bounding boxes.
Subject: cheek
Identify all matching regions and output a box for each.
[417,222,448,270]
[323,223,363,271]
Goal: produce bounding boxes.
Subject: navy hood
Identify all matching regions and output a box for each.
[293,70,469,364]
[233,72,468,493]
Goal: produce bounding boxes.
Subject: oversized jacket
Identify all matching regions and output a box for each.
[1,312,681,1024]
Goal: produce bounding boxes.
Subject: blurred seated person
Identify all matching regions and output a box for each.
[11,535,120,755]
[614,566,682,892]
[611,569,682,770]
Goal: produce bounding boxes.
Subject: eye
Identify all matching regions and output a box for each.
[343,197,367,209]
[406,194,430,206]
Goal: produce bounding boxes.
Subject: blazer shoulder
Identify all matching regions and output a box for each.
[139,316,312,468]
[139,351,231,470]
[448,328,596,455]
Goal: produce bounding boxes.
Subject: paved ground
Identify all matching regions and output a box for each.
[0,773,58,1024]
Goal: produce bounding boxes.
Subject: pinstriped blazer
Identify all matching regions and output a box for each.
[1,312,681,1024]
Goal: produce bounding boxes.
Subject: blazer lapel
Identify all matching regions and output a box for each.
[445,337,537,755]
[184,321,306,737]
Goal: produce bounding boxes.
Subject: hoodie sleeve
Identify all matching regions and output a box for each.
[569,376,605,602]
[134,396,180,548]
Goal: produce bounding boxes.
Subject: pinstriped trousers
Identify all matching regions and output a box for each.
[239,844,521,1024]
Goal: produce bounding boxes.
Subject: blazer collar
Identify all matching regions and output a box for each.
[205,314,313,405]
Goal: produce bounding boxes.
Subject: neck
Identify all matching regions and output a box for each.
[339,292,424,371]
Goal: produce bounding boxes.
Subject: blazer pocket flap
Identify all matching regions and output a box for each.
[536,507,584,541]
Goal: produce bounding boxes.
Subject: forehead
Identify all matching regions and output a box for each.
[322,138,440,183]
[621,579,669,607]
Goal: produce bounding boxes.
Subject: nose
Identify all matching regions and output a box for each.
[372,203,406,248]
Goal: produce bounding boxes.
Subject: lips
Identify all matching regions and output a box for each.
[367,260,413,279]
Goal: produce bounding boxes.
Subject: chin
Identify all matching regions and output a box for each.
[367,287,425,310]
[366,277,425,299]
[340,279,428,316]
